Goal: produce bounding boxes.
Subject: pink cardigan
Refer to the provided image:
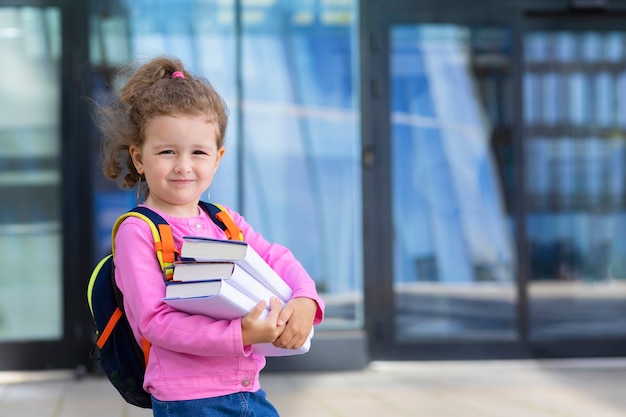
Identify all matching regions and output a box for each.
[113,204,325,401]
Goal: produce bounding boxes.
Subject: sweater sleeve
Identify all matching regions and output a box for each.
[113,217,253,357]
[225,207,325,324]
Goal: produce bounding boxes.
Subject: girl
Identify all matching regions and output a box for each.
[97,56,324,416]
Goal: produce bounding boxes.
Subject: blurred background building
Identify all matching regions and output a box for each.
[1,0,625,372]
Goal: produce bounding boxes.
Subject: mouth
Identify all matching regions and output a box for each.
[171,179,195,185]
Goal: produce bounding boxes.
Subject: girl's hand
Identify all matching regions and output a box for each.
[241,297,285,347]
[272,297,317,349]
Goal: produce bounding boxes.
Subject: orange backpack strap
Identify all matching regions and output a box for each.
[199,201,244,241]
[96,307,123,350]
[141,336,151,368]
[111,207,178,281]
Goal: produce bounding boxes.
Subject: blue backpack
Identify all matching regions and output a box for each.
[86,201,243,408]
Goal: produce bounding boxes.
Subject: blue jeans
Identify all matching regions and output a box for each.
[151,390,280,417]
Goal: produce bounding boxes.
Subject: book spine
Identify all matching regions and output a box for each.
[228,267,287,306]
[236,249,293,301]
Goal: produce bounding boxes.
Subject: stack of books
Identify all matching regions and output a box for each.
[163,236,312,357]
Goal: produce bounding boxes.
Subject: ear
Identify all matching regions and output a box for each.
[129,145,144,174]
[213,146,226,173]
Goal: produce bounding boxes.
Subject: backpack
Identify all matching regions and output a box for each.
[86,201,243,408]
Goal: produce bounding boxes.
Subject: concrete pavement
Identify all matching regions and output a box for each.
[1,358,625,416]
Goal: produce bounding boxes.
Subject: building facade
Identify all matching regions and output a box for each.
[0,0,625,371]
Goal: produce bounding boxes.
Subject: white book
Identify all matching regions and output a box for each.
[170,262,285,308]
[163,280,254,320]
[163,288,311,357]
[181,236,293,302]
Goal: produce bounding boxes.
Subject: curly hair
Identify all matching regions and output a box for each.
[96,56,228,189]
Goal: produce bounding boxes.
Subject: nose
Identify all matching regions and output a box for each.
[174,155,192,174]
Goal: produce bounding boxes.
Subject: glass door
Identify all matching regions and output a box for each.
[0,6,62,342]
[388,24,519,353]
[0,2,92,370]
[523,25,626,349]
[364,1,626,360]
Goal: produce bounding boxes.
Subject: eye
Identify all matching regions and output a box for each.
[158,149,175,155]
[193,150,209,155]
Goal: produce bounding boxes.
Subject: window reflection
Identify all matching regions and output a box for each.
[524,31,626,338]
[0,6,62,342]
[391,25,516,341]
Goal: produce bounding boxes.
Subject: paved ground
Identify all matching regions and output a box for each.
[0,358,625,417]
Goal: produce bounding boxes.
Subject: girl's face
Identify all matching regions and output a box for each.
[129,114,225,217]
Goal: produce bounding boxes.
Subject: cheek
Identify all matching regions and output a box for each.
[205,165,217,178]
[144,160,170,178]
[201,162,218,179]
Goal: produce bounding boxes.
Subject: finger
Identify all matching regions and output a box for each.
[273,322,300,348]
[276,303,293,327]
[267,297,285,325]
[272,333,290,348]
[274,332,303,349]
[246,300,267,320]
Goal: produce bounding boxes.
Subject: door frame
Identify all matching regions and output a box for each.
[360,0,626,360]
[0,0,92,371]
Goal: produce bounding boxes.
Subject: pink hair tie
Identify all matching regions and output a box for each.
[171,71,185,79]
